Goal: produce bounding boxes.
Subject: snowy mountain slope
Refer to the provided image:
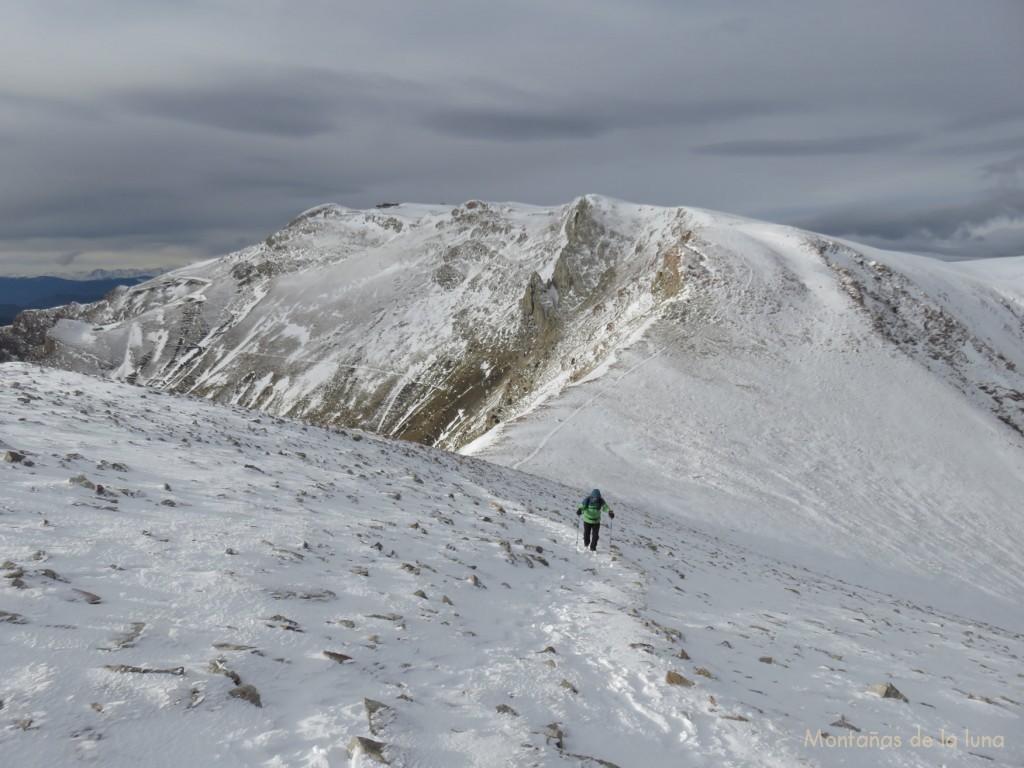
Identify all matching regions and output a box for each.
[14,196,1022,445]
[1,197,680,448]
[466,216,1024,612]
[2,196,1022,622]
[1,364,1021,767]
[468,233,1024,618]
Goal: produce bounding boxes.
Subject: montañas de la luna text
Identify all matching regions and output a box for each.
[805,726,1004,751]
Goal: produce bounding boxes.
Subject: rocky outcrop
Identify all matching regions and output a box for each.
[3,197,1021,452]
[868,682,909,703]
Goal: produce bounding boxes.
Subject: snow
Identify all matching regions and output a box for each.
[465,214,1024,624]
[2,363,1021,767]
[4,196,1024,765]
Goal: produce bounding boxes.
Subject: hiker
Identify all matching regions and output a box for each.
[576,488,614,551]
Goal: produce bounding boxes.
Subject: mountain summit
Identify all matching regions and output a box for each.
[2,196,1023,605]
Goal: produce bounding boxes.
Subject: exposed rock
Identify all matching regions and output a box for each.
[323,651,353,664]
[105,622,146,650]
[366,612,403,623]
[3,450,30,465]
[229,684,263,708]
[364,699,395,735]
[105,664,184,676]
[349,736,389,764]
[212,642,258,652]
[695,667,715,679]
[73,588,102,604]
[412,589,428,599]
[666,671,695,687]
[69,474,96,490]
[208,658,242,686]
[363,699,390,716]
[0,610,28,624]
[495,704,519,716]
[560,679,579,694]
[759,656,773,664]
[831,715,861,732]
[265,614,302,631]
[542,723,564,750]
[869,682,909,703]
[961,690,999,705]
[270,588,335,601]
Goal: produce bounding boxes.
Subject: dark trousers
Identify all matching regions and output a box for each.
[583,522,600,551]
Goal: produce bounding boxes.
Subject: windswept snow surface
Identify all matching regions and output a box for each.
[466,216,1024,621]
[8,198,1024,627]
[1,364,1021,767]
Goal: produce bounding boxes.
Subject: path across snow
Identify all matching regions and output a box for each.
[1,365,1020,767]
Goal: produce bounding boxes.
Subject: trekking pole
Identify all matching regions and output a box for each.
[575,517,580,552]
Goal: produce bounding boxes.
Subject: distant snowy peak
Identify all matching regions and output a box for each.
[0,268,164,281]
[71,267,167,280]
[2,195,1023,445]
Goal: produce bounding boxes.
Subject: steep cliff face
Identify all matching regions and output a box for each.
[0,197,699,447]
[3,196,1022,451]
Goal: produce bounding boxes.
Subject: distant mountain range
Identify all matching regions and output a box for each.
[0,273,158,325]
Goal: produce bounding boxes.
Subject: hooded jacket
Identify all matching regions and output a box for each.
[577,490,613,525]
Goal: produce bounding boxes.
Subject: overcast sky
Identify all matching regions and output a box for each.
[2,0,1023,276]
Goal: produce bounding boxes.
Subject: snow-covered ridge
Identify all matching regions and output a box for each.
[1,364,1020,767]
[3,196,1021,441]
[2,196,1023,607]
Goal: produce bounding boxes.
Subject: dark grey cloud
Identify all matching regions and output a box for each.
[982,153,1024,182]
[56,251,82,267]
[1,0,1023,274]
[693,133,919,158]
[113,68,429,138]
[943,104,1024,132]
[794,188,1024,259]
[422,97,803,142]
[936,136,1024,156]
[119,86,341,138]
[801,190,1024,241]
[422,109,604,142]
